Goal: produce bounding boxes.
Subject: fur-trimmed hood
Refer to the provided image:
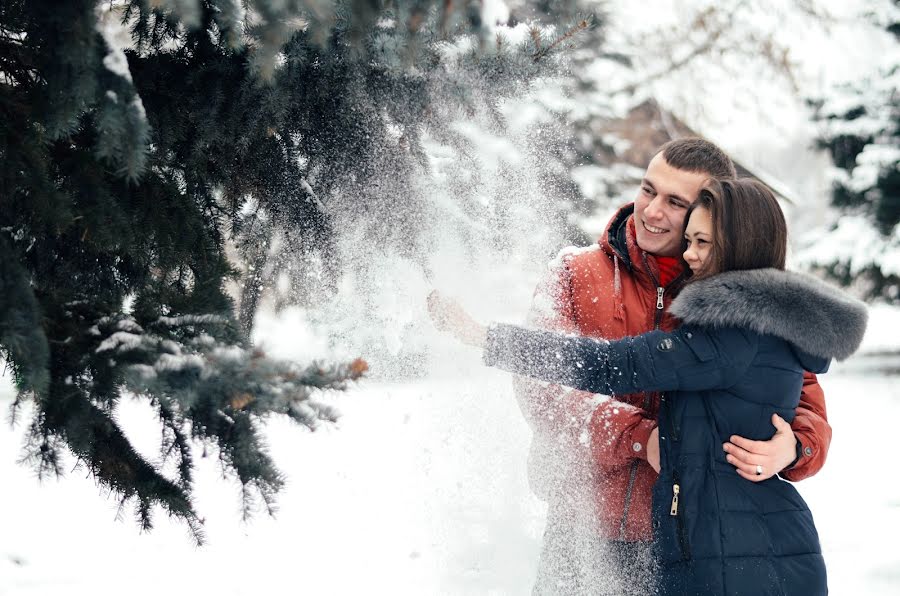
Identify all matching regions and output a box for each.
[669,268,868,361]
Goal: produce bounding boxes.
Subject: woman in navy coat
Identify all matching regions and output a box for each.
[430,179,868,595]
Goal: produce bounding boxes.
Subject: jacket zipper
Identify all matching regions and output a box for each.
[619,256,669,539]
[670,471,691,560]
[661,382,687,559]
[635,254,691,559]
[670,482,680,515]
[650,259,685,441]
[654,264,690,559]
[643,251,666,328]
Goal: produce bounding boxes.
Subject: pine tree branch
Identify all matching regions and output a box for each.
[532,17,592,63]
[0,236,50,396]
[35,379,204,543]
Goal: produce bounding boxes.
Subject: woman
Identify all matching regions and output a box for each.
[429,179,868,595]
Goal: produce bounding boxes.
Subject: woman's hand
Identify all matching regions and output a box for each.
[723,413,797,482]
[427,290,487,348]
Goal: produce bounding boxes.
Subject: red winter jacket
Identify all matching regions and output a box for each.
[514,204,832,542]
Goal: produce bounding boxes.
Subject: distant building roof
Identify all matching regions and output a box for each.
[599,98,799,204]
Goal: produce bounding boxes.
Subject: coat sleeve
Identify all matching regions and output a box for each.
[781,372,831,481]
[510,257,598,433]
[485,323,758,396]
[509,258,601,501]
[510,257,655,476]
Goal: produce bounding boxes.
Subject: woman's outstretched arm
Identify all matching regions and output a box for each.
[483,323,757,396]
[427,290,757,396]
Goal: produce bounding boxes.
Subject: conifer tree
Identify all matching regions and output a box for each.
[803,4,899,302]
[0,0,588,540]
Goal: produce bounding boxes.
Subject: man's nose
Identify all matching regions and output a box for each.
[644,196,665,220]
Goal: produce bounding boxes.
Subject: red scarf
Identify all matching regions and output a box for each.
[628,218,685,287]
[654,255,684,287]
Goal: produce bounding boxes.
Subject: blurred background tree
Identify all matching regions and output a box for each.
[800,1,900,302]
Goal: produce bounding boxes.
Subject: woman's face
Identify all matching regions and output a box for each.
[683,207,714,274]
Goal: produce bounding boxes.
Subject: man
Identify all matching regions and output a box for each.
[516,138,831,595]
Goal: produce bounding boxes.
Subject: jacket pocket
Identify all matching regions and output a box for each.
[680,326,716,362]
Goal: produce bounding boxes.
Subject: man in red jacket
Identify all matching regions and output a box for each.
[517,138,831,595]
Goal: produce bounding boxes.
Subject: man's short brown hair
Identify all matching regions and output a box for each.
[657,137,737,180]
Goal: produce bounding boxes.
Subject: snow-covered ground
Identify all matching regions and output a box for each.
[2,302,899,595]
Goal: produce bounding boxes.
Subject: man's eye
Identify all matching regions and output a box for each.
[668,198,685,208]
[641,186,654,195]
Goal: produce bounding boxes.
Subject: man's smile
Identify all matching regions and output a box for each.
[642,221,669,234]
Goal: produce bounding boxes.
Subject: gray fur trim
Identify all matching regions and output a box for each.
[669,269,868,361]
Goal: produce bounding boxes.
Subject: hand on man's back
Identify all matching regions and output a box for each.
[722,414,797,482]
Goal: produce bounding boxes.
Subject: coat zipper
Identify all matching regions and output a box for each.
[637,254,691,559]
[670,471,691,560]
[670,482,680,515]
[661,385,688,560]
[619,256,668,539]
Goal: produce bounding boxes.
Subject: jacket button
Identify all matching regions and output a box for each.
[632,442,642,452]
[804,446,813,457]
[685,332,693,339]
[657,338,675,352]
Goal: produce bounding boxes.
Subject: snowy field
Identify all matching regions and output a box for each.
[2,304,899,596]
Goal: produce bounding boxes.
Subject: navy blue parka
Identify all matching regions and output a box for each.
[484,269,868,596]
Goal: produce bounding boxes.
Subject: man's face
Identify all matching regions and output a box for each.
[634,153,710,257]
